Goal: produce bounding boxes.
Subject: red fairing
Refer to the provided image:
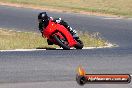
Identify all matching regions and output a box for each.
[43,20,77,47]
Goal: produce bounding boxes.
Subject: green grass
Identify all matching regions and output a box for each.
[0,0,132,17]
[79,31,107,47]
[0,29,50,50]
[0,29,107,50]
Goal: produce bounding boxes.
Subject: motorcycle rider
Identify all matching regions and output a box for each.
[38,12,78,45]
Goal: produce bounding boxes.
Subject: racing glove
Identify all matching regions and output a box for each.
[52,18,62,23]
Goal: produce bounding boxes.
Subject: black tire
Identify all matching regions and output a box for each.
[74,39,84,49]
[53,35,70,50]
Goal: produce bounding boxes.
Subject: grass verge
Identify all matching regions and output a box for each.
[0,29,108,50]
[0,0,132,17]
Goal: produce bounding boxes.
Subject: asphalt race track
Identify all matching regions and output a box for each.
[0,5,132,88]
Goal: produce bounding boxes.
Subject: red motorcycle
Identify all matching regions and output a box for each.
[42,20,84,50]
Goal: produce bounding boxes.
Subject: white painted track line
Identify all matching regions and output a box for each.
[0,43,116,52]
[0,47,100,52]
[0,49,46,52]
[0,46,115,52]
[0,47,110,52]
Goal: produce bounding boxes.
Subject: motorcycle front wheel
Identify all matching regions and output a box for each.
[74,39,84,49]
[53,35,70,50]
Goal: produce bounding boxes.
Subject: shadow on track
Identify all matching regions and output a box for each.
[36,47,58,50]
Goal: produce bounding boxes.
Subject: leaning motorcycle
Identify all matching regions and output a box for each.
[42,20,84,50]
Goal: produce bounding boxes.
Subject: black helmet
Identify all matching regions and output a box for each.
[38,12,48,21]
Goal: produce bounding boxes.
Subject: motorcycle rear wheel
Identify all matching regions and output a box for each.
[53,35,70,50]
[74,39,84,49]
